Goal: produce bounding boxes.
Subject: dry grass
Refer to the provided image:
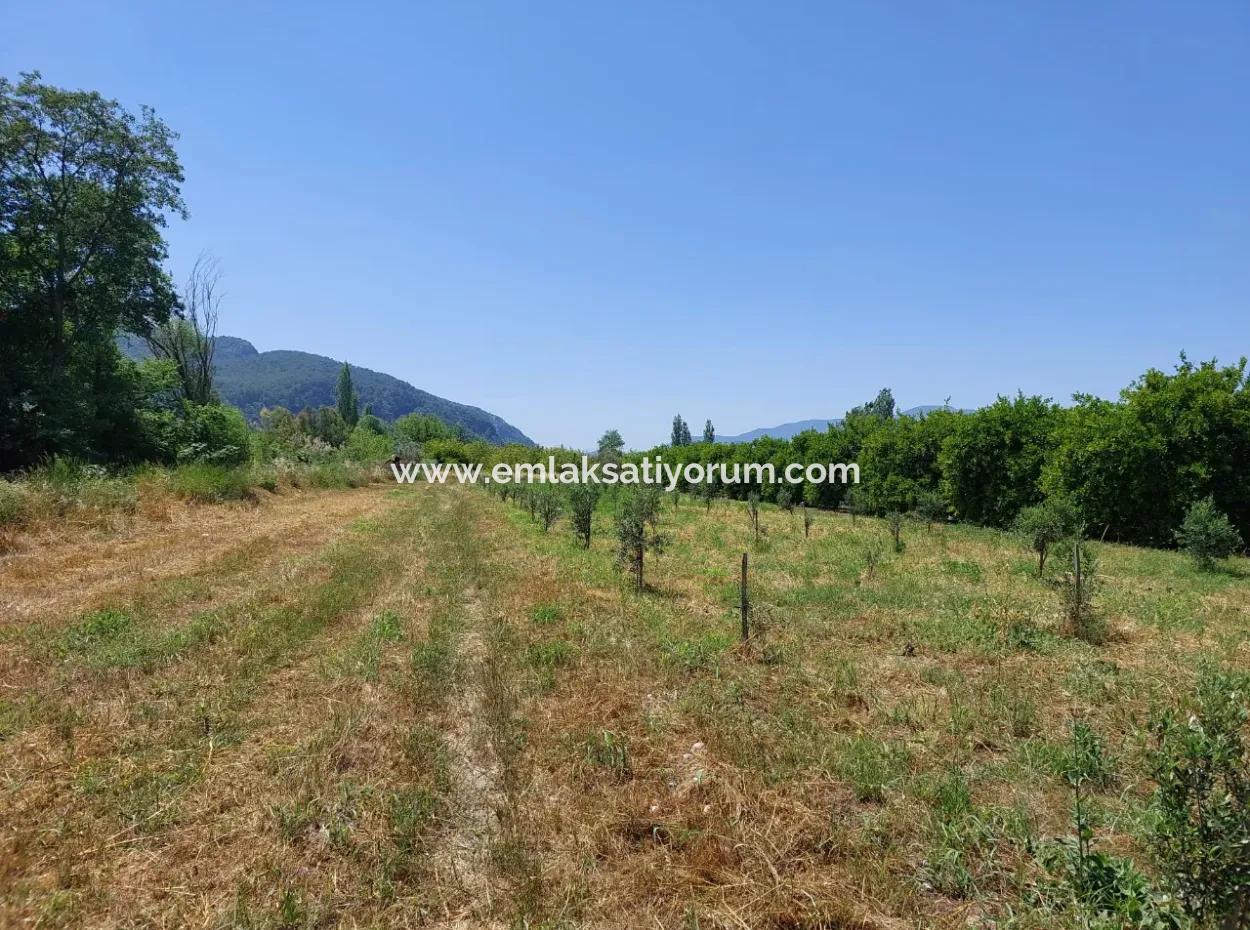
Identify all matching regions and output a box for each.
[2,483,1247,928]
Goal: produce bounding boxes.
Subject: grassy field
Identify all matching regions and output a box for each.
[1,482,1246,929]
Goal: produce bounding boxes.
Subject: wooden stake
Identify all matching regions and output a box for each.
[740,551,750,643]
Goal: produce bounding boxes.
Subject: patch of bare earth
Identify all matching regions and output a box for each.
[433,586,506,930]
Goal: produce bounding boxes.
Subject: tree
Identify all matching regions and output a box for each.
[776,484,794,514]
[912,489,948,532]
[848,387,896,422]
[597,429,625,462]
[940,394,1059,528]
[1,72,186,469]
[1176,497,1244,571]
[533,485,562,532]
[335,363,359,428]
[615,486,664,591]
[1044,357,1250,546]
[671,414,692,447]
[1014,496,1080,576]
[567,483,600,548]
[886,511,905,553]
[702,420,715,443]
[145,254,220,405]
[844,485,866,524]
[699,472,718,511]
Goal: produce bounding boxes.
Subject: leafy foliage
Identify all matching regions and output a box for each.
[1176,497,1244,571]
[1148,666,1250,928]
[567,483,599,548]
[615,486,664,591]
[1,72,185,469]
[1015,496,1081,576]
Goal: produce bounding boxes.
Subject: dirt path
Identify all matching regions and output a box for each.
[435,586,506,929]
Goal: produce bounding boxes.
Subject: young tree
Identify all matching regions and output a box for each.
[1057,529,1105,644]
[746,492,761,542]
[699,472,718,511]
[1175,497,1244,571]
[911,489,948,532]
[0,72,186,469]
[533,485,562,532]
[597,429,625,462]
[335,362,360,428]
[801,502,814,538]
[886,511,905,552]
[776,484,795,514]
[702,420,715,443]
[845,485,866,525]
[145,254,220,405]
[567,483,599,548]
[1014,496,1080,576]
[615,486,665,591]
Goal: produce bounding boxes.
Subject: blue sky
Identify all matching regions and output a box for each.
[5,2,1247,448]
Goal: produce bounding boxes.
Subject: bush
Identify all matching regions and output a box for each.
[305,461,369,489]
[0,480,28,527]
[173,403,252,467]
[1176,497,1244,571]
[343,423,394,463]
[168,463,252,502]
[1148,666,1250,928]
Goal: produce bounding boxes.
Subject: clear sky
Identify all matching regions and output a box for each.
[5,2,1247,448]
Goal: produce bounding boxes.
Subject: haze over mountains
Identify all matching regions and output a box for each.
[717,406,950,443]
[121,335,534,446]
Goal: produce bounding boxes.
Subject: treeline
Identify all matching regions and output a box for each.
[655,363,1250,548]
[418,362,1250,551]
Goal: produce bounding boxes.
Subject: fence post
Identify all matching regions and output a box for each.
[740,551,750,643]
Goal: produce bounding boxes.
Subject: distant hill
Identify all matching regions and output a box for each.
[120,335,534,446]
[717,406,958,443]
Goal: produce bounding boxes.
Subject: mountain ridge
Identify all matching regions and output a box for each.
[717,406,954,443]
[120,335,534,446]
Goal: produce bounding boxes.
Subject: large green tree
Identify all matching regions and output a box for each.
[0,73,185,469]
[940,393,1059,527]
[1044,357,1250,544]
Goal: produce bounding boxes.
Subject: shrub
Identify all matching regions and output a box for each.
[0,480,27,527]
[1176,497,1244,571]
[306,461,368,489]
[173,403,252,467]
[168,463,251,502]
[1148,665,1250,928]
[343,423,394,463]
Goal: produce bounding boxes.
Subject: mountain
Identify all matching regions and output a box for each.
[120,335,534,446]
[717,419,840,443]
[717,406,958,443]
